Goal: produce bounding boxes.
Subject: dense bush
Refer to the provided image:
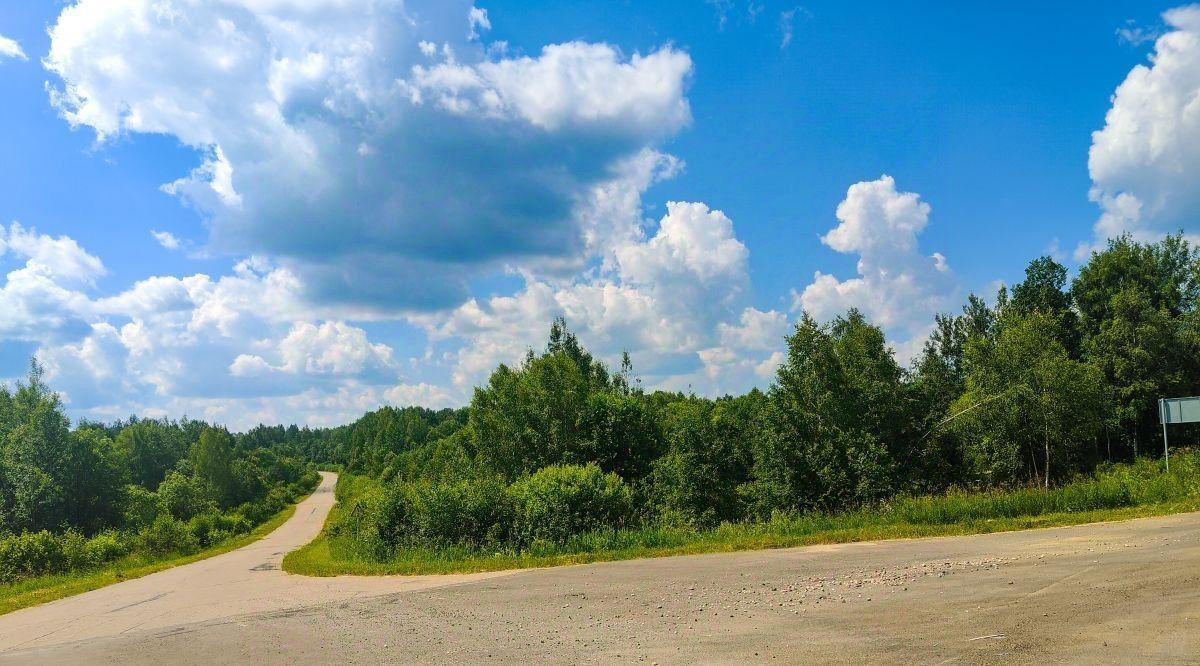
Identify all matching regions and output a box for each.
[135,515,200,556]
[507,464,633,546]
[157,471,218,521]
[0,531,68,583]
[0,463,319,584]
[344,477,510,556]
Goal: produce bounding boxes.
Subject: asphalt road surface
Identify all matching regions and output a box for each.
[1,472,1197,664]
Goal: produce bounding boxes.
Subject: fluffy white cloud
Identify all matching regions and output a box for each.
[45,0,693,311]
[1,222,105,286]
[420,198,782,395]
[0,35,26,62]
[467,6,491,40]
[795,176,958,362]
[1084,5,1200,256]
[0,223,104,341]
[277,322,396,375]
[0,223,436,429]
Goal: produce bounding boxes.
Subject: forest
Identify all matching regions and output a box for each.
[294,233,1200,563]
[0,366,318,585]
[3,233,1199,579]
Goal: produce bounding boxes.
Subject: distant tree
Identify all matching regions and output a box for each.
[191,428,237,508]
[114,421,188,490]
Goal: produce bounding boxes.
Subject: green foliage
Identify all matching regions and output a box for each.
[468,320,640,481]
[136,515,200,556]
[119,485,160,529]
[191,428,237,507]
[651,398,751,525]
[113,420,188,490]
[156,471,217,521]
[0,364,318,585]
[952,312,1105,486]
[508,464,633,546]
[339,476,510,556]
[1072,234,1200,453]
[744,311,902,516]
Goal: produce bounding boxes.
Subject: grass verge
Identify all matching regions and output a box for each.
[0,488,311,616]
[285,453,1200,577]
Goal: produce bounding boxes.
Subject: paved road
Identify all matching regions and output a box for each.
[2,474,1198,665]
[0,472,511,657]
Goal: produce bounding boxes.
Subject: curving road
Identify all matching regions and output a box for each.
[1,472,1198,664]
[0,472,512,656]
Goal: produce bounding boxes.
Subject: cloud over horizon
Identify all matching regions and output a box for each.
[795,175,959,363]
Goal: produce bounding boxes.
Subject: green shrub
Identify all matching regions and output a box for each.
[120,485,161,529]
[157,472,218,521]
[136,515,199,556]
[188,512,251,547]
[84,531,129,564]
[60,530,93,570]
[507,464,633,546]
[0,530,67,583]
[350,478,511,556]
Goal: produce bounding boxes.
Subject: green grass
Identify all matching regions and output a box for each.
[0,488,312,616]
[285,451,1200,577]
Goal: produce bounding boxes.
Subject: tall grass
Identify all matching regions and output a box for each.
[284,450,1200,577]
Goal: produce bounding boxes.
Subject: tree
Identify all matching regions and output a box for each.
[156,471,217,521]
[191,428,237,508]
[1010,256,1081,355]
[114,421,188,490]
[579,392,660,481]
[909,312,970,490]
[0,361,73,532]
[1073,234,1198,338]
[60,429,123,533]
[651,398,746,525]
[744,311,900,516]
[1072,234,1200,455]
[469,320,627,481]
[952,312,1105,487]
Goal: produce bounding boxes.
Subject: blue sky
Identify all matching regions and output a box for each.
[0,1,1196,429]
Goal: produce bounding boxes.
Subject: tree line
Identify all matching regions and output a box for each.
[0,366,317,583]
[4,233,1196,568]
[310,234,1199,556]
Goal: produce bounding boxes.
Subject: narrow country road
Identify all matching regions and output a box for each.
[1,473,1198,664]
[0,472,512,657]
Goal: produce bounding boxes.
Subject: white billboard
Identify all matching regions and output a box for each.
[1160,396,1200,425]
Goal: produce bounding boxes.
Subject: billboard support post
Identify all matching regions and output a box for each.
[1161,398,1169,473]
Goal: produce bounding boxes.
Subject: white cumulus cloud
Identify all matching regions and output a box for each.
[794,176,958,363]
[0,223,438,429]
[44,0,693,312]
[1083,4,1200,256]
[150,230,184,251]
[418,195,783,396]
